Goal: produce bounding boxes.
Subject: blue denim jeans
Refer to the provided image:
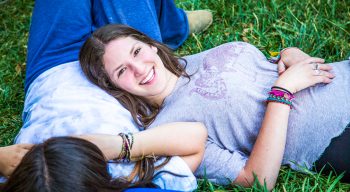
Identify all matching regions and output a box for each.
[25,0,188,92]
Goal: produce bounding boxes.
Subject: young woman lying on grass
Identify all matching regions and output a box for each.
[0,123,207,191]
[79,24,350,190]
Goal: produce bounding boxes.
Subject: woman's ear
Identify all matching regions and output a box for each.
[151,45,158,53]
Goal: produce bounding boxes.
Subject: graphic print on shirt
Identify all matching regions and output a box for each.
[191,42,246,100]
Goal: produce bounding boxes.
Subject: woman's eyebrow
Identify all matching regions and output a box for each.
[113,64,123,73]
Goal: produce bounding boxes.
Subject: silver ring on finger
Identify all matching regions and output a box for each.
[311,62,319,70]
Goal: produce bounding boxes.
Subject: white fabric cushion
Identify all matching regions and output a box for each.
[14,61,196,191]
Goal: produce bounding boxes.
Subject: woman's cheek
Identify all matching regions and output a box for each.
[143,50,157,61]
[119,78,134,91]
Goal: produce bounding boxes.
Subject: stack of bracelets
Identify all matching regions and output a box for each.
[117,133,134,163]
[266,86,295,109]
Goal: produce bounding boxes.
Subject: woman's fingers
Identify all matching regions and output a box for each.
[314,73,333,83]
[304,60,333,77]
[308,63,335,77]
[277,59,286,75]
[312,69,334,78]
[311,63,333,71]
[310,65,335,85]
[304,57,325,65]
[278,56,325,76]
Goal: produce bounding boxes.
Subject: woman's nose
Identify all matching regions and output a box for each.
[130,61,146,77]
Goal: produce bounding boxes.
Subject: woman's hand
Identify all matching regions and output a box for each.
[277,47,325,75]
[274,57,334,94]
[0,144,33,178]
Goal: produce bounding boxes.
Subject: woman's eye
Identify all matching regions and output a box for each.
[134,48,141,56]
[118,67,126,77]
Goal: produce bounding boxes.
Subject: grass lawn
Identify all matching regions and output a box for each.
[1,0,349,191]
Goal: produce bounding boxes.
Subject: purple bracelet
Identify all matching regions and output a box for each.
[269,89,295,100]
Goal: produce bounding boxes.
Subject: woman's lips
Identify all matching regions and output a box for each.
[140,67,155,85]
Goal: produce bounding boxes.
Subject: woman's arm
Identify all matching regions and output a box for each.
[234,101,290,190]
[79,122,207,172]
[0,144,33,178]
[235,57,334,190]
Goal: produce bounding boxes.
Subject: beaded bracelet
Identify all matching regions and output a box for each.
[266,87,295,109]
[117,133,134,162]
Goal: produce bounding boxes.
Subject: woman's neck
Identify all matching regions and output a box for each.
[149,72,179,106]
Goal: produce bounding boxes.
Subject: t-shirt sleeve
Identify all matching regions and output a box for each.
[194,140,248,185]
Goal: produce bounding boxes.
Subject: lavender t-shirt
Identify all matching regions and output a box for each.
[150,42,350,184]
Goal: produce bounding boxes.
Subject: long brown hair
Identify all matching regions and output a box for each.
[79,24,189,128]
[0,137,166,192]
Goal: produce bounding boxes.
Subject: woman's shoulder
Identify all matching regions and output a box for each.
[183,41,259,61]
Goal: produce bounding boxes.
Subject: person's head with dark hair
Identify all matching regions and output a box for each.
[79,24,189,128]
[1,137,157,192]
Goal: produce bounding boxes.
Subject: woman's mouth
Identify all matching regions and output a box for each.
[140,67,155,85]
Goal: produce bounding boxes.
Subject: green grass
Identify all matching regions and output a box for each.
[0,0,349,191]
[0,0,32,145]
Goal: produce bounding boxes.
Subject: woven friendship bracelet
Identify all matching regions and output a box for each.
[117,133,134,162]
[266,87,295,109]
[117,133,126,160]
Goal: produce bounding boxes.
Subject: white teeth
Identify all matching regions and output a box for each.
[141,68,154,85]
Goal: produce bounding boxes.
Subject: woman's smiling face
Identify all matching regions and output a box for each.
[103,36,177,104]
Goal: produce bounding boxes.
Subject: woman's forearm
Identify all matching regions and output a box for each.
[234,102,290,190]
[180,150,205,172]
[79,122,207,170]
[133,122,207,158]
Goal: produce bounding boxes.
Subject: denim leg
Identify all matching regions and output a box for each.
[154,0,189,50]
[93,0,189,50]
[92,0,161,42]
[25,0,93,92]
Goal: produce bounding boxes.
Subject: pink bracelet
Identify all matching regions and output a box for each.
[269,89,295,100]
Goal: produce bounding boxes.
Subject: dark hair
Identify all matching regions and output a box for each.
[79,24,189,128]
[0,137,159,192]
